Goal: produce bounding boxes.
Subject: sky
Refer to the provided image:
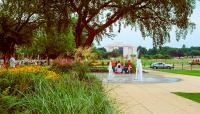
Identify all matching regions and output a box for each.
[96,1,200,49]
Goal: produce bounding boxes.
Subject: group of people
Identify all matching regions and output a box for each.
[111,60,132,74]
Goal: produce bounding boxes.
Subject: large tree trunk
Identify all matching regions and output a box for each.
[3,53,7,65]
[75,21,84,48]
[3,53,11,68]
[75,26,83,48]
[83,30,95,47]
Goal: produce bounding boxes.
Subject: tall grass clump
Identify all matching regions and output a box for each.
[19,74,115,114]
[0,67,116,114]
[0,71,43,113]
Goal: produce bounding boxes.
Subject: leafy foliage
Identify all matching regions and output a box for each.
[0,68,115,114]
[141,46,200,59]
[74,47,97,63]
[69,0,195,47]
[0,0,38,56]
[19,74,115,114]
[0,0,196,61]
[17,27,75,59]
[50,61,91,81]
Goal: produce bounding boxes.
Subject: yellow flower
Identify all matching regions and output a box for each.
[0,68,7,75]
[45,71,59,80]
[2,87,11,96]
[1,66,59,80]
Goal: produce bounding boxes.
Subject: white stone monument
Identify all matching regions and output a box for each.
[9,57,16,68]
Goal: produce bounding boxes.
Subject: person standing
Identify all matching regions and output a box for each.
[111,61,116,72]
[127,60,132,73]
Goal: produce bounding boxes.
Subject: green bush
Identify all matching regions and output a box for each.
[101,61,105,66]
[0,69,115,114]
[50,62,90,73]
[0,71,42,96]
[71,62,90,78]
[17,76,114,114]
[0,71,43,113]
[19,74,114,114]
[90,66,108,72]
[50,63,73,73]
[0,95,21,113]
[131,63,136,73]
[50,62,91,81]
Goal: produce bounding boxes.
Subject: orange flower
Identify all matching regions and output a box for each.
[2,66,60,80]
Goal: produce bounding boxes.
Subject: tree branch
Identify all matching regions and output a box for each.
[68,0,79,13]
[86,1,113,23]
[95,9,126,34]
[17,12,34,32]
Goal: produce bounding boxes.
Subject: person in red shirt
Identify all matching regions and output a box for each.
[111,61,116,72]
[127,60,132,73]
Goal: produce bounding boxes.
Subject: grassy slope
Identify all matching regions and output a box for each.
[174,92,200,103]
[156,69,200,76]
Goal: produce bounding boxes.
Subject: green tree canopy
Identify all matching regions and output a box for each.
[137,46,147,56]
[0,0,39,63]
[0,0,197,63]
[18,27,75,59]
[68,0,195,47]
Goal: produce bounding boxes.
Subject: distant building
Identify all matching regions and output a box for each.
[105,42,137,58]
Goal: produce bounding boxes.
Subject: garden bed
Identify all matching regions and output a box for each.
[90,66,108,73]
[0,66,116,114]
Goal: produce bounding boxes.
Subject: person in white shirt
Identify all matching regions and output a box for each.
[115,65,122,74]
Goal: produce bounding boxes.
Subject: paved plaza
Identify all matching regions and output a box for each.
[102,71,200,114]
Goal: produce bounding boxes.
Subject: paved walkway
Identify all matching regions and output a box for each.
[105,70,200,114]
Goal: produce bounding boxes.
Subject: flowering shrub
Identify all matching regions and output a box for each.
[89,60,102,66]
[74,47,97,63]
[0,66,59,103]
[50,61,73,73]
[0,66,115,114]
[0,66,59,80]
[9,66,41,73]
[44,70,59,79]
[0,68,7,75]
[0,67,58,113]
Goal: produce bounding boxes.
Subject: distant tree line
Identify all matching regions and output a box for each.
[94,45,200,59]
[93,47,123,59]
[138,45,200,59]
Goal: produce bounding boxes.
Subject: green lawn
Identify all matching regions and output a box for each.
[173,92,200,103]
[156,69,200,76]
[142,58,200,70]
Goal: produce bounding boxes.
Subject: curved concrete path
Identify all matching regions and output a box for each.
[105,70,200,114]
